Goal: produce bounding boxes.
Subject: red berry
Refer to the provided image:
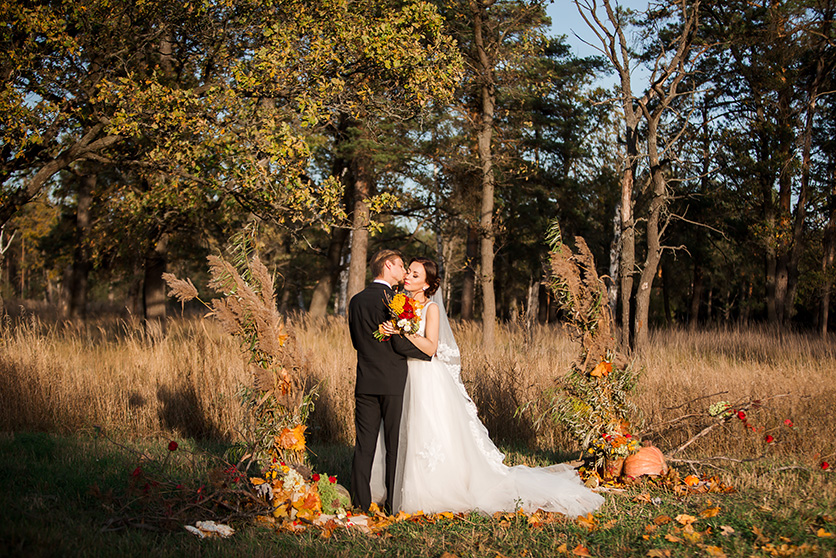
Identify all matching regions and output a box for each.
[168,440,178,452]
[737,410,746,421]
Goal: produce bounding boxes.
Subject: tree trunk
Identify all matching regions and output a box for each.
[740,281,752,325]
[311,116,356,315]
[689,259,703,331]
[706,286,714,322]
[769,75,796,325]
[308,227,349,317]
[619,170,635,349]
[787,13,830,325]
[525,276,539,321]
[440,233,455,308]
[473,0,496,348]
[821,165,836,336]
[460,226,478,320]
[20,235,25,297]
[537,283,549,324]
[633,172,665,350]
[143,232,169,326]
[525,276,539,341]
[608,202,620,321]
[65,172,95,320]
[822,229,835,336]
[661,262,672,325]
[346,156,373,301]
[0,223,15,310]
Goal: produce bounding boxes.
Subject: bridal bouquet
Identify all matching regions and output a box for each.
[374,292,423,341]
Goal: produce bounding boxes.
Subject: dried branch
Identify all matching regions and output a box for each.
[666,393,792,457]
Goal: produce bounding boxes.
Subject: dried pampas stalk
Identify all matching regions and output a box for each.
[162,273,199,306]
[211,298,242,336]
[164,242,310,467]
[250,256,275,309]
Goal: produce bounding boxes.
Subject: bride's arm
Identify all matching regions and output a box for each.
[404,302,439,357]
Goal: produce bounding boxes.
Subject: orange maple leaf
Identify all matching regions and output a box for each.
[572,544,592,557]
[275,424,306,452]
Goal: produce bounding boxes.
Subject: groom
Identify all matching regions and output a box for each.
[348,249,431,514]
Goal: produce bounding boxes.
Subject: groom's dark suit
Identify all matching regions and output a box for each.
[348,280,431,513]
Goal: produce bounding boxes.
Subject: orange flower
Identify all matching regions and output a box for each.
[276,424,307,452]
[683,475,700,487]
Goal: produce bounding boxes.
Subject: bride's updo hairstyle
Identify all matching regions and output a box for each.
[409,257,441,296]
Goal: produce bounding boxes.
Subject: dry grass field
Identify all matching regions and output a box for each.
[2,308,835,557]
[1,308,833,472]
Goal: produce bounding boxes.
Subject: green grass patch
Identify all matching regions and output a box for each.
[1,431,834,557]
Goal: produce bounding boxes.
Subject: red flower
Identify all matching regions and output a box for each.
[312,473,321,482]
[168,440,178,452]
[822,462,831,470]
[625,434,632,439]
[765,435,774,443]
[737,410,746,421]
[329,476,337,483]
[784,419,794,427]
[131,466,142,478]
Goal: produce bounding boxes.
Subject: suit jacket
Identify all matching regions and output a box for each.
[348,282,431,395]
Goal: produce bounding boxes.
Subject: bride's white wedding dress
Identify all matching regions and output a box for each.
[371,294,604,517]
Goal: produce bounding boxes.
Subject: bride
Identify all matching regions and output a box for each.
[372,257,604,517]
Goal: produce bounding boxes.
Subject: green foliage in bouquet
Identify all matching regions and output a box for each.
[316,476,351,516]
[164,226,315,470]
[541,220,641,470]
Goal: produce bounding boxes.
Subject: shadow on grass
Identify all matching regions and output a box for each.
[6,431,833,558]
[0,431,271,557]
[0,431,579,558]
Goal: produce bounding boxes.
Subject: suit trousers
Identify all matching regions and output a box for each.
[350,392,403,514]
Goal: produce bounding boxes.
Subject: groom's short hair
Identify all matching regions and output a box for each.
[370,249,404,278]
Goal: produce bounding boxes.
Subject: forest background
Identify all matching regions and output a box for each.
[1,0,835,348]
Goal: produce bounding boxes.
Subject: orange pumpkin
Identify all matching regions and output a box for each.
[623,445,668,478]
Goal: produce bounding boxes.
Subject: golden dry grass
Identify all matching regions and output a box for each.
[0,315,249,439]
[1,312,833,473]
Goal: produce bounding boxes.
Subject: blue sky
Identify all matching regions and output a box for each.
[546,0,650,86]
[547,0,603,58]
